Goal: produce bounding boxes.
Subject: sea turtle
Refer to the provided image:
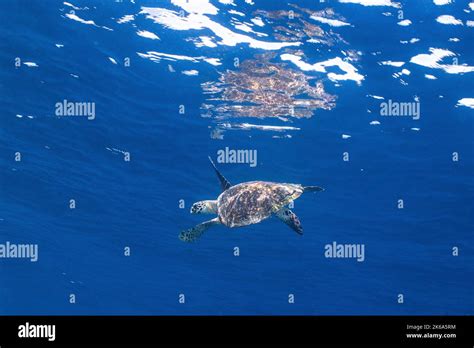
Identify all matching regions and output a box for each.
[179,157,324,242]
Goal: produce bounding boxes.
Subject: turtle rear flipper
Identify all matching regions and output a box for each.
[303,186,324,192]
[275,208,303,235]
[179,218,221,242]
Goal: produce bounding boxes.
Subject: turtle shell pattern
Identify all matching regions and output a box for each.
[217,181,303,227]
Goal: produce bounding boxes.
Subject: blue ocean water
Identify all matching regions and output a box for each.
[0,0,473,315]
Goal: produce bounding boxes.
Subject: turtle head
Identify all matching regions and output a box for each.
[276,184,304,207]
[190,200,218,214]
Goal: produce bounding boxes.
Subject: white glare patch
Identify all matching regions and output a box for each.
[65,13,112,30]
[433,0,452,5]
[280,54,364,84]
[233,23,251,32]
[108,57,117,64]
[368,95,385,100]
[171,0,218,15]
[370,120,381,125]
[228,10,245,17]
[219,0,235,4]
[436,15,463,25]
[400,38,420,44]
[24,62,38,67]
[220,123,300,132]
[425,74,437,79]
[233,23,267,37]
[411,127,420,131]
[203,58,222,66]
[63,2,80,10]
[467,21,474,27]
[117,15,134,24]
[456,98,474,109]
[55,44,64,48]
[140,7,301,50]
[338,0,400,7]
[137,51,221,66]
[182,70,199,76]
[251,17,264,27]
[397,19,412,26]
[137,30,160,40]
[342,134,351,139]
[380,61,405,67]
[449,38,460,42]
[194,36,218,48]
[410,48,474,74]
[137,51,199,62]
[106,147,128,155]
[65,13,95,25]
[311,15,350,27]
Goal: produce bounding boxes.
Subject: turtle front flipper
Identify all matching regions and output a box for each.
[275,208,303,235]
[179,218,221,242]
[208,156,232,191]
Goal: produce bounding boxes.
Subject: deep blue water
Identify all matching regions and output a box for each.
[0,0,473,315]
